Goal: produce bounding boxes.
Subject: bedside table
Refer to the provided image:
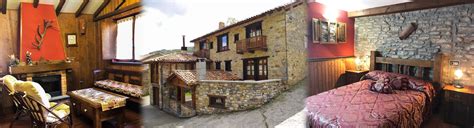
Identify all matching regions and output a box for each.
[344,70,369,85]
[443,85,474,127]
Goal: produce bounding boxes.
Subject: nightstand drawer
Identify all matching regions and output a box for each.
[445,91,471,103]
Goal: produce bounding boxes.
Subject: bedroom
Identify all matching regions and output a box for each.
[305,0,474,127]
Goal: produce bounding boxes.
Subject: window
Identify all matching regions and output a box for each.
[169,86,181,101]
[116,14,153,60]
[245,22,262,38]
[234,34,239,43]
[217,34,229,52]
[215,61,221,70]
[208,95,226,109]
[199,41,207,50]
[225,60,232,71]
[210,42,214,49]
[243,57,268,80]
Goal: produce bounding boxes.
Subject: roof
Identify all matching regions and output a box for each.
[168,70,240,86]
[190,0,304,42]
[144,52,204,63]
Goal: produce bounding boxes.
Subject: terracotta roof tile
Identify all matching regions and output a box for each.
[145,52,202,63]
[171,70,240,86]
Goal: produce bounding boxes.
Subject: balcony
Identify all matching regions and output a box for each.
[236,36,267,54]
[193,49,210,59]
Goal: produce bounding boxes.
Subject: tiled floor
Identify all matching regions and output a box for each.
[0,108,142,128]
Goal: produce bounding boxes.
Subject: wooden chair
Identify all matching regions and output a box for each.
[1,82,27,120]
[13,92,72,128]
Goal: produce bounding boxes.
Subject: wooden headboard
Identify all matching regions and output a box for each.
[370,51,444,85]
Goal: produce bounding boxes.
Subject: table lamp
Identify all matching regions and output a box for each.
[355,57,362,71]
[454,69,463,88]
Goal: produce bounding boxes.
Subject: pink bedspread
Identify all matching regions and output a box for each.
[306,80,434,128]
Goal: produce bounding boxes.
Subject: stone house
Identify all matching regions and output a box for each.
[190,1,308,86]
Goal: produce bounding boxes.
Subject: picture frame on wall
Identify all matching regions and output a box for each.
[337,22,346,42]
[312,18,347,44]
[66,33,77,47]
[312,18,320,43]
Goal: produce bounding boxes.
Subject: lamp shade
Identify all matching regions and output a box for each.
[454,69,463,80]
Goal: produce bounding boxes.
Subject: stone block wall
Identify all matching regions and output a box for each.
[355,4,474,85]
[195,79,284,114]
[286,2,308,85]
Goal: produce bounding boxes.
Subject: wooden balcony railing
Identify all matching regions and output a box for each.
[193,49,210,59]
[236,36,267,54]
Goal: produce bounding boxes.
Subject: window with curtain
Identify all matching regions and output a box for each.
[115,14,156,61]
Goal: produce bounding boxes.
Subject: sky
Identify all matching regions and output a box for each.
[139,0,294,52]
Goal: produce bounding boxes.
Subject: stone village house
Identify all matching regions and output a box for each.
[147,1,308,117]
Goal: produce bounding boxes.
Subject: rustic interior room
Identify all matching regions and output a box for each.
[0,0,147,127]
[306,0,474,127]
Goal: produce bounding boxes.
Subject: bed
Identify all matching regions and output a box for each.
[306,51,444,128]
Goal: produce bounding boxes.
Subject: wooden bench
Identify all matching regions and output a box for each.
[93,68,145,104]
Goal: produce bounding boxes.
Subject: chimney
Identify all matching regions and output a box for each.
[218,22,225,29]
[181,35,187,51]
[196,58,206,80]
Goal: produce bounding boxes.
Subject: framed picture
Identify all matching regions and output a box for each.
[337,22,346,42]
[328,22,337,43]
[320,20,329,43]
[66,33,77,47]
[312,18,320,43]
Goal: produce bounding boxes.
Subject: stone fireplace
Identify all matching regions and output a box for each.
[27,70,67,96]
[9,62,75,96]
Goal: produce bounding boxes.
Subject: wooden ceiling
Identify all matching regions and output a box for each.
[0,0,141,21]
[348,0,474,18]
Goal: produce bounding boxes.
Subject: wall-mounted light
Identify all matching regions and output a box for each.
[454,68,463,88]
[323,7,339,22]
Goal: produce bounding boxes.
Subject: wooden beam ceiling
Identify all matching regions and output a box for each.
[75,0,89,17]
[115,0,126,11]
[93,0,110,19]
[94,2,140,22]
[33,0,39,8]
[348,0,474,18]
[1,0,6,14]
[55,0,65,16]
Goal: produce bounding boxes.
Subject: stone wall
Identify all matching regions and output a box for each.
[355,4,474,85]
[195,79,284,114]
[192,2,307,85]
[286,3,308,85]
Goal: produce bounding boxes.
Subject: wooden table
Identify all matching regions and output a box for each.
[68,88,128,128]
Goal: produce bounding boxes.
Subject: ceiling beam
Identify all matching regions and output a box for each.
[75,0,89,17]
[94,3,140,22]
[1,0,7,14]
[115,0,126,11]
[55,0,65,16]
[348,0,474,18]
[33,0,39,8]
[93,0,110,19]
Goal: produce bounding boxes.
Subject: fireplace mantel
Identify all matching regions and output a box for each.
[9,62,77,75]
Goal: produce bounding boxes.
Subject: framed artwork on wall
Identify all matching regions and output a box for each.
[312,18,346,44]
[66,33,77,47]
[337,22,346,42]
[312,19,320,43]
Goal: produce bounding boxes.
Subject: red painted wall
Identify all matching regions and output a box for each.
[307,2,354,59]
[20,3,65,61]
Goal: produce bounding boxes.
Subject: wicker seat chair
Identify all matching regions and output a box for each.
[13,91,73,128]
[1,76,27,120]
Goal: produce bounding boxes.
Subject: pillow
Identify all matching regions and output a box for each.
[369,77,394,94]
[14,81,51,108]
[390,76,410,90]
[2,75,18,93]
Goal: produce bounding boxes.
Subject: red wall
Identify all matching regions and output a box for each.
[20,3,66,61]
[307,2,354,59]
